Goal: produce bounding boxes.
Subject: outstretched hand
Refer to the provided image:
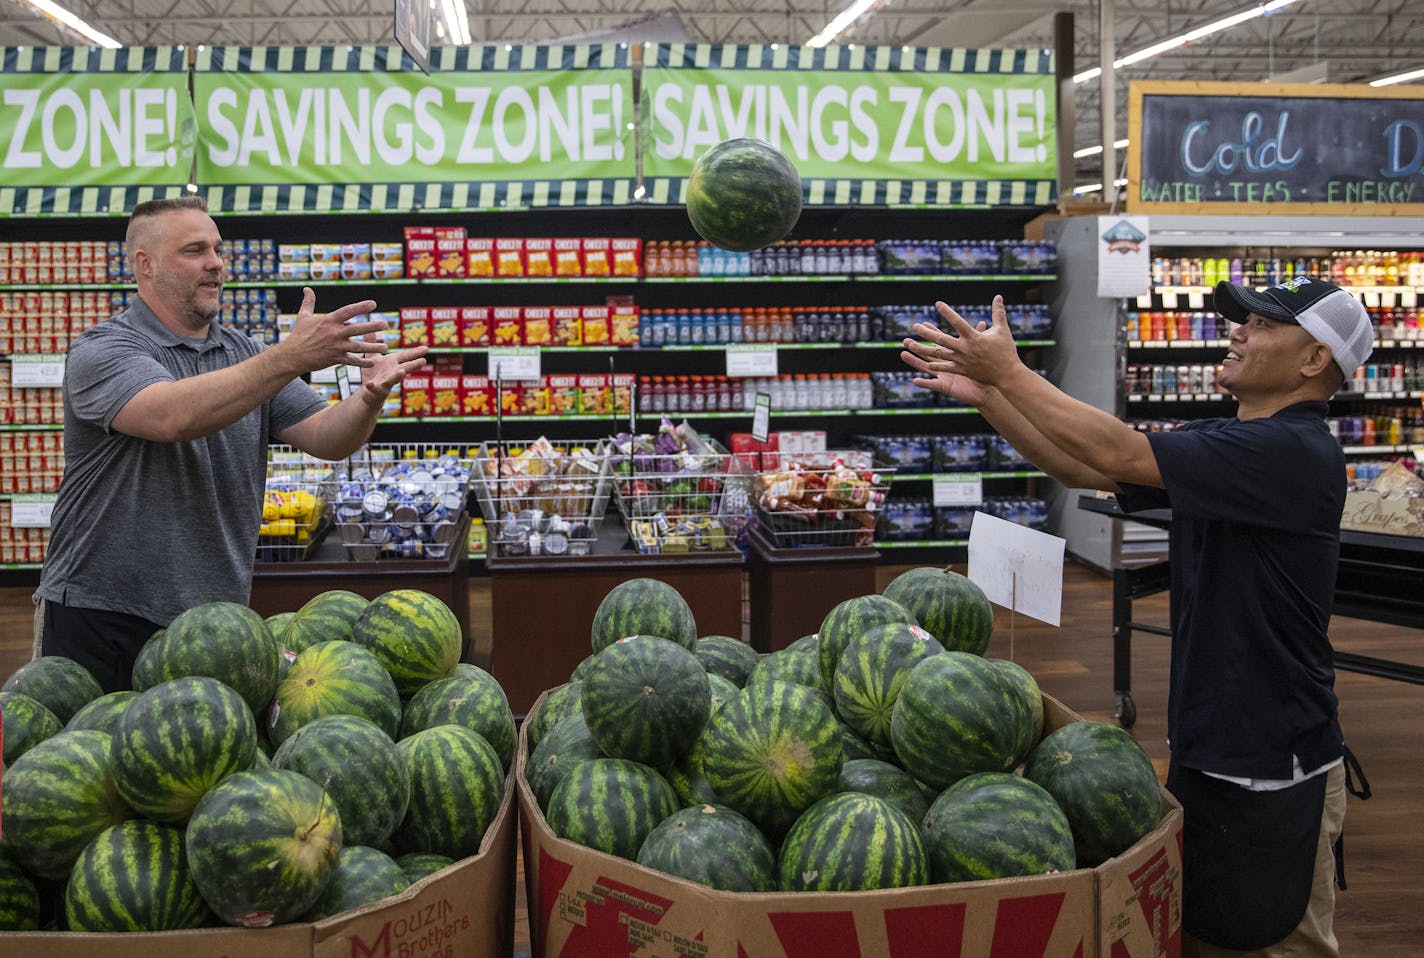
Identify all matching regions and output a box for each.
[361,344,429,405]
[280,287,390,372]
[899,295,1021,402]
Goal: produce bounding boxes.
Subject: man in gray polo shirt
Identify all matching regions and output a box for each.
[35,196,428,691]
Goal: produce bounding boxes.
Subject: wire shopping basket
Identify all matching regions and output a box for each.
[748,450,895,550]
[327,443,478,561]
[609,421,754,554]
[470,437,614,557]
[257,447,338,562]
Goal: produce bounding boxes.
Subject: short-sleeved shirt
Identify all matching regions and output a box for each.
[36,296,326,626]
[1115,401,1344,780]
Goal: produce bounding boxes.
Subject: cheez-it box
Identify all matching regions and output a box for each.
[495,238,525,277]
[523,238,554,277]
[552,306,582,347]
[430,374,462,416]
[461,375,494,416]
[611,237,642,277]
[611,304,639,347]
[460,306,492,348]
[577,373,608,415]
[404,237,437,278]
[429,307,460,347]
[553,237,583,277]
[401,373,432,418]
[436,238,467,278]
[492,307,523,346]
[581,237,612,276]
[546,374,579,416]
[399,307,431,348]
[466,238,496,278]
[522,306,553,346]
[581,306,610,346]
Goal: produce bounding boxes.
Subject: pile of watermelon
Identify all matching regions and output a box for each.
[522,571,1163,894]
[0,587,511,933]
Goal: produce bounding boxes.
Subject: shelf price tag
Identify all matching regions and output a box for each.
[726,344,778,378]
[10,493,56,528]
[1187,291,1205,309]
[10,354,65,388]
[487,346,541,381]
[1161,292,1179,309]
[932,473,983,508]
[751,392,772,442]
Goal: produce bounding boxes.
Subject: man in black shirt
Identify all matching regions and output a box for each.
[901,275,1373,957]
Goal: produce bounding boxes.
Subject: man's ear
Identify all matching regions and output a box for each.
[1302,341,1335,379]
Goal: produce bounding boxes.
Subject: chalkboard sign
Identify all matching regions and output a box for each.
[1127,80,1424,215]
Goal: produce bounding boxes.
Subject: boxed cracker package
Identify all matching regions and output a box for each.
[518,693,1182,958]
[4,773,518,958]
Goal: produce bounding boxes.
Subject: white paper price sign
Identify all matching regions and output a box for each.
[487,346,541,382]
[932,473,983,507]
[726,344,778,378]
[10,354,65,388]
[10,493,56,528]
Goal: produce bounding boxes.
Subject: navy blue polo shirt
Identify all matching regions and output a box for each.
[1115,401,1344,780]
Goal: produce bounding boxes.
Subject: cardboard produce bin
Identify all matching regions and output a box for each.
[519,691,1183,958]
[3,771,518,958]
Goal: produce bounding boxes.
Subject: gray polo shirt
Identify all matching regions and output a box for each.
[36,296,326,625]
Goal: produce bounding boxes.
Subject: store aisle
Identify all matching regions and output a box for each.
[1,560,1419,953]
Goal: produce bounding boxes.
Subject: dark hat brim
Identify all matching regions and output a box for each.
[1213,281,1299,324]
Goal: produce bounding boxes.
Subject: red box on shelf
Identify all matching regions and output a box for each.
[545,373,579,416]
[495,238,526,277]
[466,237,496,278]
[580,305,610,346]
[401,373,433,417]
[610,304,639,346]
[524,238,554,277]
[398,307,431,347]
[430,373,462,416]
[522,306,553,346]
[551,306,582,346]
[581,237,612,276]
[460,306,493,347]
[492,307,523,346]
[429,306,460,348]
[553,237,583,276]
[577,373,608,415]
[436,238,467,277]
[498,381,523,416]
[404,237,437,278]
[461,375,494,416]
[611,237,642,277]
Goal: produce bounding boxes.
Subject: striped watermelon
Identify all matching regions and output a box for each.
[686,138,803,252]
[922,771,1076,883]
[0,690,62,765]
[148,602,281,715]
[265,611,296,637]
[1023,720,1162,867]
[112,675,259,824]
[890,651,1035,791]
[301,845,410,921]
[280,589,370,652]
[544,757,679,860]
[64,819,213,931]
[524,681,583,751]
[786,633,820,655]
[581,635,711,768]
[590,578,697,653]
[2,655,102,724]
[350,589,463,697]
[268,640,402,746]
[817,594,916,688]
[396,852,455,884]
[700,680,844,838]
[706,672,739,715]
[636,804,776,892]
[0,847,40,931]
[527,713,605,811]
[64,689,138,735]
[131,632,165,692]
[665,733,720,808]
[185,768,343,927]
[990,658,1045,764]
[394,725,505,859]
[1,729,135,880]
[570,653,597,683]
[694,634,760,687]
[883,567,995,656]
[400,666,516,770]
[837,757,931,825]
[778,792,929,892]
[271,714,411,848]
[746,649,829,698]
[833,621,944,751]
[838,722,883,762]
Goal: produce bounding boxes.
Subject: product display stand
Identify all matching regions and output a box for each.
[1078,495,1424,728]
[486,520,743,715]
[746,531,879,652]
[249,514,472,656]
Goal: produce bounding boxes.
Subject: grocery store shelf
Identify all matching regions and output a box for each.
[896,471,1047,481]
[0,424,63,431]
[877,539,970,548]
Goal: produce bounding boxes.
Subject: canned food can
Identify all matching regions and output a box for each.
[338,522,365,545]
[366,522,392,544]
[362,489,389,519]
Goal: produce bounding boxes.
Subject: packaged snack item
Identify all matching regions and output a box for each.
[459,306,492,347]
[553,237,583,276]
[429,307,460,347]
[466,237,495,277]
[524,237,554,276]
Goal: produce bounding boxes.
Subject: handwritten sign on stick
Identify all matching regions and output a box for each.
[967,512,1065,627]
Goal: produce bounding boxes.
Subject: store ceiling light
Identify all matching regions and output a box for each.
[439,0,471,46]
[1074,138,1131,159]
[1071,178,1129,196]
[21,0,121,48]
[1073,0,1299,84]
[806,0,879,49]
[1369,66,1424,87]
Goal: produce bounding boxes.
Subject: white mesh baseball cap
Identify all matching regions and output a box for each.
[1213,275,1374,377]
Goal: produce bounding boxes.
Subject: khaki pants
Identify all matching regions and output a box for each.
[32,593,44,659]
[1184,762,1348,958]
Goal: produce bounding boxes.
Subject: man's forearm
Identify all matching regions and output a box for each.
[992,364,1156,486]
[975,387,1119,491]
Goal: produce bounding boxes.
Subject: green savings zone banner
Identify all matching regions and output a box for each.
[193,44,636,212]
[642,44,1057,207]
[0,46,196,215]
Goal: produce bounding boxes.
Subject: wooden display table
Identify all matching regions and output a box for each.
[249,515,472,659]
[487,522,744,715]
[746,530,880,653]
